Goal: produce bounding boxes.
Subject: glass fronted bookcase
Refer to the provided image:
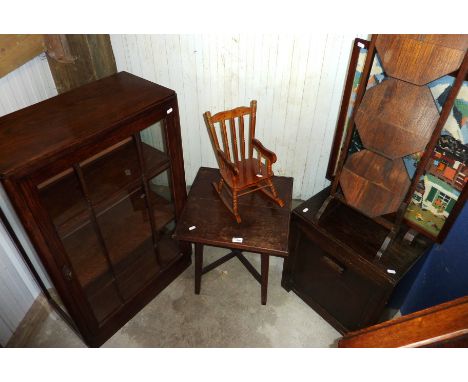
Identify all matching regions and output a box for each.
[0,72,191,346]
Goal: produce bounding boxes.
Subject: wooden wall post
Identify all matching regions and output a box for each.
[46,34,117,94]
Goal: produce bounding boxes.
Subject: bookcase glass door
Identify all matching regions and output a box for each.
[38,165,125,324]
[80,137,161,304]
[37,126,174,325]
[140,120,181,267]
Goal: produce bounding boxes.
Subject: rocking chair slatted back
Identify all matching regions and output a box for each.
[220,119,230,160]
[239,115,245,161]
[229,117,239,163]
[205,100,257,165]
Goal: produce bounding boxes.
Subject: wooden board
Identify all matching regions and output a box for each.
[0,34,45,79]
[339,295,468,347]
[340,150,410,217]
[376,34,468,85]
[47,35,117,94]
[326,38,370,180]
[355,78,439,159]
[0,72,174,178]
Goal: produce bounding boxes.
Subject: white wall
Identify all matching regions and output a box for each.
[0,53,57,115]
[111,34,366,199]
[0,220,37,345]
[0,53,57,345]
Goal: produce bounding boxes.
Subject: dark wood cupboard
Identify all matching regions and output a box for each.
[282,188,433,333]
[0,71,191,346]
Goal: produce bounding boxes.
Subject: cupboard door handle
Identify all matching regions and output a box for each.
[321,255,344,274]
[62,265,73,281]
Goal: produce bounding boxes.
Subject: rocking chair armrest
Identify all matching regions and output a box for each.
[217,149,239,176]
[252,139,277,163]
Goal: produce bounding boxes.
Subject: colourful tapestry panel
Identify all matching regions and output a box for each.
[404,78,468,238]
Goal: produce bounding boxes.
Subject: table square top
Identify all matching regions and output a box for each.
[174,167,293,257]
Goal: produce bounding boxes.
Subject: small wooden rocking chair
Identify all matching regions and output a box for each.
[204,100,284,223]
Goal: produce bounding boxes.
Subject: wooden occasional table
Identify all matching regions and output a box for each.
[174,167,293,305]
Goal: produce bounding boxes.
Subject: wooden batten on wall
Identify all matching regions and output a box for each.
[46,35,117,93]
[0,35,45,79]
[0,34,117,93]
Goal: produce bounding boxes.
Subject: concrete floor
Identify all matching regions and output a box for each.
[17,245,340,347]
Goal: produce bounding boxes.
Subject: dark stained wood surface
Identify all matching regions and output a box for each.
[327,38,370,180]
[340,150,410,218]
[376,34,468,85]
[260,254,269,305]
[339,295,468,347]
[292,187,431,280]
[174,167,292,257]
[55,187,177,295]
[355,78,439,159]
[0,71,175,178]
[330,35,378,197]
[285,221,390,333]
[408,34,468,50]
[0,73,191,347]
[282,187,432,333]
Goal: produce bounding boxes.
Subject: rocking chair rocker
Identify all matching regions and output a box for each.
[204,100,285,223]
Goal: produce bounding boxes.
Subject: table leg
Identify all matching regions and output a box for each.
[195,243,203,294]
[261,253,269,305]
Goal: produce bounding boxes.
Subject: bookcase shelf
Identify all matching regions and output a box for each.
[39,140,171,238]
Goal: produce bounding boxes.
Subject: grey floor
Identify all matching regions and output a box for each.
[19,245,341,347]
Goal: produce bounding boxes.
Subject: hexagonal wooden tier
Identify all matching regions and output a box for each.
[355,78,439,159]
[376,35,468,85]
[340,150,410,218]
